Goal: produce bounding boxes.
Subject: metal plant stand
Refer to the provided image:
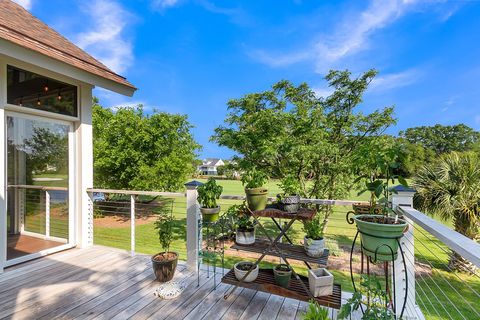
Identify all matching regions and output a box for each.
[346,211,408,319]
[222,206,341,310]
[197,216,226,288]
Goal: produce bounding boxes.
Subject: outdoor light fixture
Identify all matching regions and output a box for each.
[36,96,41,106]
[57,90,62,101]
[44,82,49,92]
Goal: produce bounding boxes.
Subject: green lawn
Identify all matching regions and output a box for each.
[93,179,480,320]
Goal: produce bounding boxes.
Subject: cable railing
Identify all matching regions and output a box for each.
[84,185,480,320]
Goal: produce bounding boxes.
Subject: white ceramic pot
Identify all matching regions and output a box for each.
[235,228,255,245]
[304,236,325,258]
[234,262,259,282]
[308,268,333,297]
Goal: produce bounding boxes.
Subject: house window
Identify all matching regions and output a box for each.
[7,65,78,117]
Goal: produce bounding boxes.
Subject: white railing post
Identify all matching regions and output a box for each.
[45,190,50,240]
[185,181,203,271]
[391,186,421,319]
[130,194,135,256]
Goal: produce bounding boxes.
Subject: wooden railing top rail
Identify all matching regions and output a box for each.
[8,184,68,191]
[396,205,480,268]
[87,188,185,197]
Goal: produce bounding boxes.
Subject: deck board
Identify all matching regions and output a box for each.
[0,246,345,320]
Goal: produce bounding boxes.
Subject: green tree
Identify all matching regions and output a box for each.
[413,152,480,272]
[212,69,396,231]
[399,124,480,154]
[396,138,436,177]
[93,103,201,191]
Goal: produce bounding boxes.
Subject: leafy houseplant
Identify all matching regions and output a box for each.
[338,275,395,320]
[303,300,331,320]
[242,168,269,211]
[353,153,409,262]
[277,176,302,213]
[234,261,259,282]
[273,264,292,288]
[303,216,325,258]
[197,178,223,222]
[152,205,178,282]
[235,205,256,245]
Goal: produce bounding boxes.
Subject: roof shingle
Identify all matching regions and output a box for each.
[0,0,136,91]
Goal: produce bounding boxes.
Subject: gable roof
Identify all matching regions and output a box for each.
[0,0,136,95]
[202,158,223,166]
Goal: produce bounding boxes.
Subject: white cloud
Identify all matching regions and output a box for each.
[151,0,179,10]
[369,69,420,91]
[312,86,334,98]
[12,0,32,9]
[75,0,134,74]
[249,0,457,73]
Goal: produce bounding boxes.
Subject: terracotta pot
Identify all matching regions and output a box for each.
[200,206,220,222]
[151,251,178,282]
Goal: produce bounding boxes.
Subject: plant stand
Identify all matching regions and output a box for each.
[197,216,226,289]
[222,206,341,309]
[346,212,408,319]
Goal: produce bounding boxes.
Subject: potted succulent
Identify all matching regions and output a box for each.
[273,264,292,288]
[242,168,269,211]
[152,208,178,282]
[303,300,331,320]
[354,154,408,262]
[234,261,259,282]
[235,205,255,245]
[338,275,395,320]
[197,178,223,222]
[303,216,325,258]
[308,268,333,297]
[277,176,302,213]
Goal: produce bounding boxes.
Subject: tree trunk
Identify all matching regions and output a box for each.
[450,212,478,273]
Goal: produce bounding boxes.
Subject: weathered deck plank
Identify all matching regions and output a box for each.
[0,246,343,320]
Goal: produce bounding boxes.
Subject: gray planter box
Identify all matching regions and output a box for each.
[308,268,333,297]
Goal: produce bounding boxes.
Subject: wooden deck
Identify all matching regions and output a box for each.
[0,246,350,320]
[7,234,63,260]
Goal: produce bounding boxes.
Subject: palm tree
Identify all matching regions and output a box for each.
[413,152,480,272]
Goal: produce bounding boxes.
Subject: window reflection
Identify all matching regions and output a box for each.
[7,65,78,117]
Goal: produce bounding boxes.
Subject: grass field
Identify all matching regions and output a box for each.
[93,179,480,320]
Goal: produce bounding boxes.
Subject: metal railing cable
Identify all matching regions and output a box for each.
[401,229,479,319]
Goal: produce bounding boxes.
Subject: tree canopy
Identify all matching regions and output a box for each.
[93,102,201,191]
[399,124,480,154]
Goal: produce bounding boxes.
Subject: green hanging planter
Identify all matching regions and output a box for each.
[354,214,408,262]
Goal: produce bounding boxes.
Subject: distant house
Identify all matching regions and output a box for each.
[198,158,225,175]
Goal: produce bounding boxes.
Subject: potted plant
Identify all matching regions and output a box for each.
[308,268,333,297]
[303,300,331,320]
[242,168,269,211]
[197,178,223,222]
[273,264,292,288]
[277,176,302,213]
[235,205,255,245]
[354,153,408,262]
[338,275,395,320]
[233,261,259,282]
[152,209,178,282]
[303,216,325,258]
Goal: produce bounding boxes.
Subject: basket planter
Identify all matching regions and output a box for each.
[354,214,408,261]
[234,261,259,282]
[308,268,333,297]
[280,194,300,213]
[235,227,255,245]
[200,206,220,222]
[152,252,178,282]
[273,264,292,288]
[245,187,268,211]
[304,236,325,258]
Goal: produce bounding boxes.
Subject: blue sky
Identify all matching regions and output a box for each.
[16,0,480,158]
